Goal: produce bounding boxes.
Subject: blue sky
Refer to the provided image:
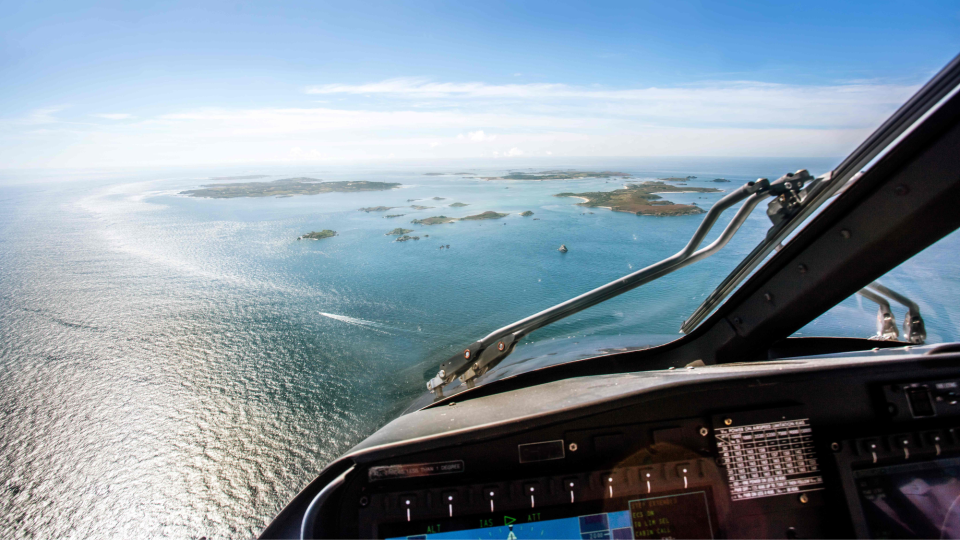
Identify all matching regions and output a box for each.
[1,0,958,168]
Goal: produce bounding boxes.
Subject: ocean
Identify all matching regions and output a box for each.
[2,158,957,538]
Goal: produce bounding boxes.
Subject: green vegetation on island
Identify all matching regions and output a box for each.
[660,176,697,182]
[483,170,631,181]
[556,182,721,216]
[298,230,337,240]
[396,235,420,242]
[384,214,405,218]
[411,216,457,225]
[359,206,399,212]
[181,178,401,198]
[386,228,415,236]
[713,178,731,182]
[432,197,446,200]
[461,211,509,221]
[449,202,469,207]
[410,205,434,210]
[520,210,534,216]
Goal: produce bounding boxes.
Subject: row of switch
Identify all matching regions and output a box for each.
[852,427,960,464]
[377,460,709,523]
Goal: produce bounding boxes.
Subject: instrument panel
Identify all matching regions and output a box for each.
[285,350,960,539]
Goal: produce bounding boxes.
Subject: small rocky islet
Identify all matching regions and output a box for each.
[412,211,508,225]
[386,228,414,236]
[297,230,337,241]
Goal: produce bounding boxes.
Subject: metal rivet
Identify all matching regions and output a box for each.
[840,229,851,239]
[831,442,840,452]
[498,341,505,351]
[359,496,369,507]
[464,349,471,359]
[733,317,743,325]
[568,442,578,452]
[798,264,807,274]
[724,418,733,426]
[799,493,809,504]
[699,427,709,437]
[894,184,910,196]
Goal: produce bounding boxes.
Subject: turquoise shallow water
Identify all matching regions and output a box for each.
[1,158,957,538]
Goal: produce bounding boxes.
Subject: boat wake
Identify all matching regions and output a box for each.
[318,312,401,334]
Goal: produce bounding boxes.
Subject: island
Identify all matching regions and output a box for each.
[423,173,446,176]
[298,230,337,241]
[396,235,420,242]
[411,216,457,225]
[520,210,534,216]
[410,205,434,210]
[432,197,446,200]
[181,177,401,198]
[384,214,405,218]
[555,182,721,216]
[449,202,469,207]
[455,172,475,175]
[358,206,398,212]
[209,174,269,181]
[461,211,508,221]
[386,228,414,236]
[713,178,731,182]
[482,170,631,181]
[660,176,697,182]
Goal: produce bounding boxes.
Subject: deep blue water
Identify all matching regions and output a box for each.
[1,158,957,538]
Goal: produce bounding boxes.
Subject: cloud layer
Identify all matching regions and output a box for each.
[0,77,920,168]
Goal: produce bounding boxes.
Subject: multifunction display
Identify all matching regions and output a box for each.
[716,418,824,500]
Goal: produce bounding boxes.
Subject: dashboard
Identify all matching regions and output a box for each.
[270,346,960,539]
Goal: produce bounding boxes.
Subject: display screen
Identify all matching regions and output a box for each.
[855,456,960,539]
[381,489,715,540]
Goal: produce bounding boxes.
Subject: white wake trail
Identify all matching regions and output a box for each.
[318,312,400,334]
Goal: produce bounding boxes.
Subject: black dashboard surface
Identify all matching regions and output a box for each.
[264,345,960,539]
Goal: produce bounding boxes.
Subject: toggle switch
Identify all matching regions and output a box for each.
[924,431,944,456]
[524,482,539,509]
[676,464,691,489]
[483,486,499,512]
[890,435,913,460]
[442,491,458,518]
[602,472,618,498]
[563,478,580,503]
[640,468,656,494]
[400,494,417,522]
[860,438,880,464]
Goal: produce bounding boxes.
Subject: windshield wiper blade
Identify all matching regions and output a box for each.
[426,170,814,398]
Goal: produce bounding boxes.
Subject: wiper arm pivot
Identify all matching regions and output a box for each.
[426,170,814,398]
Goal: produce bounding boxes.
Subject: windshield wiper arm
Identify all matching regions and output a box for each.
[858,282,926,344]
[426,170,814,398]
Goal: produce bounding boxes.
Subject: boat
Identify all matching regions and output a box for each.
[261,54,960,539]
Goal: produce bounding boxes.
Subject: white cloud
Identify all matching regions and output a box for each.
[464,130,495,142]
[94,113,135,120]
[306,78,917,129]
[505,147,524,156]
